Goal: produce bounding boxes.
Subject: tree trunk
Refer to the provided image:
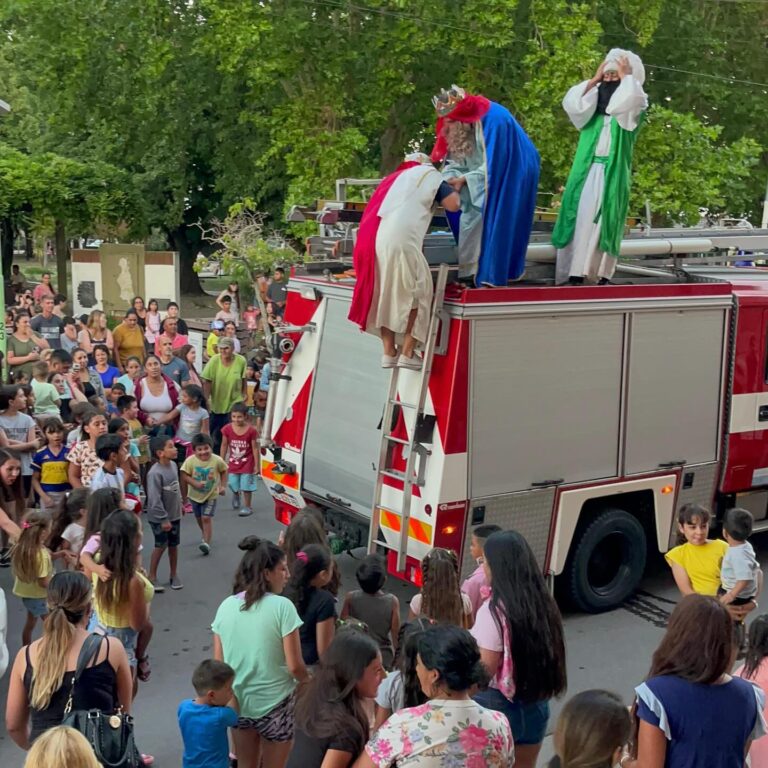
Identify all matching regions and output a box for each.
[54,219,67,295]
[24,230,34,262]
[0,218,14,277]
[167,224,204,295]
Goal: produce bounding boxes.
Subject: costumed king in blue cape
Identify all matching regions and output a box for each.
[552,49,648,285]
[430,85,540,287]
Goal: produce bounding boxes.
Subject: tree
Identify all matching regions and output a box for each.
[195,199,297,353]
[0,143,139,286]
[1,0,765,271]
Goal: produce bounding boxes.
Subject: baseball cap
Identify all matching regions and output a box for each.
[210,319,225,331]
[217,337,235,349]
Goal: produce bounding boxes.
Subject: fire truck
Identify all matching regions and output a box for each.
[260,213,768,612]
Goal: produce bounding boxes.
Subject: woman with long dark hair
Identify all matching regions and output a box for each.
[624,594,765,768]
[283,543,335,666]
[373,618,431,730]
[176,344,202,387]
[356,625,513,767]
[0,449,27,566]
[213,537,308,768]
[738,614,768,766]
[470,529,567,768]
[5,571,132,749]
[288,631,385,768]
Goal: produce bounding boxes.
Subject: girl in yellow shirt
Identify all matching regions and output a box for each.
[665,504,727,596]
[11,510,53,644]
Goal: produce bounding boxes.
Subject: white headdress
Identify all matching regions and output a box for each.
[603,48,645,86]
[404,152,433,165]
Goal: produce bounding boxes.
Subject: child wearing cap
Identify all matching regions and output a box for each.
[206,320,224,361]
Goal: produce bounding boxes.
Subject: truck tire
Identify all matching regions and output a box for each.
[565,508,647,613]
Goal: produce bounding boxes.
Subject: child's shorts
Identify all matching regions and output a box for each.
[99,625,139,667]
[236,691,296,742]
[22,597,48,618]
[150,519,181,548]
[191,499,217,518]
[228,473,258,493]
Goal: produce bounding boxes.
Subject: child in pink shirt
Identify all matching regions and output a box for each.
[461,524,501,620]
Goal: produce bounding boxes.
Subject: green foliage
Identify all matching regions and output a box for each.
[194,199,297,285]
[0,142,138,233]
[0,0,766,244]
[632,107,761,223]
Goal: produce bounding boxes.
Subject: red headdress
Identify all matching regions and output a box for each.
[430,85,491,163]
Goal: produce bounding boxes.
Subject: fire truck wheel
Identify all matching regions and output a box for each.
[565,508,647,613]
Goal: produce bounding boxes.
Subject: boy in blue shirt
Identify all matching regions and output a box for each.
[178,659,238,768]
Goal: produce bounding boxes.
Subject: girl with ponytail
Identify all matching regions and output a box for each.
[284,544,336,666]
[11,510,52,645]
[5,571,132,749]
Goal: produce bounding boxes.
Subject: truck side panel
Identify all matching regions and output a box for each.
[302,297,389,517]
[469,313,625,495]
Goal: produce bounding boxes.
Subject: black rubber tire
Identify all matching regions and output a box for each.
[564,507,647,613]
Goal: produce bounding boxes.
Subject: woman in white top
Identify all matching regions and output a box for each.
[134,355,179,438]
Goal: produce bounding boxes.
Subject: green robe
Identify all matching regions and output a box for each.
[552,112,643,258]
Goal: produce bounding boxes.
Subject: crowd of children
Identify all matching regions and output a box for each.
[4,278,768,768]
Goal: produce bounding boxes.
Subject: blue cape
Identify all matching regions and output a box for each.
[477,102,540,285]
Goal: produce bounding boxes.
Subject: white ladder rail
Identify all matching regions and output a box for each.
[368,264,450,571]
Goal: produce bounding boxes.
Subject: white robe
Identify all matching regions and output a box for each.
[367,165,443,346]
[555,76,648,284]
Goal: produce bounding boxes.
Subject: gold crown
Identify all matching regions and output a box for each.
[432,85,466,116]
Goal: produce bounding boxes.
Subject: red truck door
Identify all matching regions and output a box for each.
[722,297,768,494]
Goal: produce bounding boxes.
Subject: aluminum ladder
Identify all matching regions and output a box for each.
[367,263,450,571]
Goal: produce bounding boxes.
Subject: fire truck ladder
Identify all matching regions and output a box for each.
[367,263,450,571]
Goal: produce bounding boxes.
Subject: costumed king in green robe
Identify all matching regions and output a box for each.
[552,49,648,285]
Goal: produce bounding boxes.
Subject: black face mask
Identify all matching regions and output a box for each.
[596,79,621,115]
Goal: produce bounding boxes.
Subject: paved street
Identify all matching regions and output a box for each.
[1,487,766,766]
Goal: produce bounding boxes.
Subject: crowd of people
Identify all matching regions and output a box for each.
[1,269,768,768]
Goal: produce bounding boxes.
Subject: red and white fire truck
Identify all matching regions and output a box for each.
[260,225,768,612]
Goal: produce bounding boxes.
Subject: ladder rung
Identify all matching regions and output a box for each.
[383,434,409,445]
[376,504,402,516]
[370,539,399,552]
[379,469,406,482]
[388,399,418,408]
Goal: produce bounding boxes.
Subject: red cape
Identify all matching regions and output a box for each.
[430,94,491,163]
[348,161,420,331]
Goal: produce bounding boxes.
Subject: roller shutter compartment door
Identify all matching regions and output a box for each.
[303,298,390,517]
[470,313,624,496]
[624,309,725,475]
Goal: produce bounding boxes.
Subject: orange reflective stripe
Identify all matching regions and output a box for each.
[379,509,432,544]
[261,460,299,489]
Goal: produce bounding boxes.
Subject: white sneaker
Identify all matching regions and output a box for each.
[199,541,211,555]
[381,354,398,369]
[397,354,422,371]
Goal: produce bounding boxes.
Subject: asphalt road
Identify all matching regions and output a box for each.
[0,488,766,766]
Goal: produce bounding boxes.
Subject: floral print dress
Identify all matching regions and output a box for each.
[365,699,514,767]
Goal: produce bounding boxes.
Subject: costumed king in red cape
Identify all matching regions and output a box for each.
[431,85,540,286]
[348,152,461,369]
